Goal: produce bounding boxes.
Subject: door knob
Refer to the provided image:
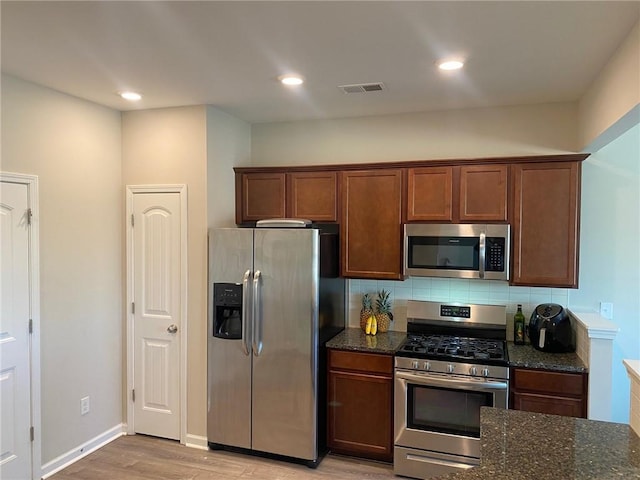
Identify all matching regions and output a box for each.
[167,324,178,334]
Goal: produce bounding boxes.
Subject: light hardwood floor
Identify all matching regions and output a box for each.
[50,435,397,479]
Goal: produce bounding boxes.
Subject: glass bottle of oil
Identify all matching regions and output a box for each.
[514,304,525,345]
[513,304,524,345]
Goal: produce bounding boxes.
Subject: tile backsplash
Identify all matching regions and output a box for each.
[348,277,570,338]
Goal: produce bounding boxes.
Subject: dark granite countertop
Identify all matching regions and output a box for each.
[325,327,406,355]
[326,331,588,373]
[507,342,588,373]
[437,407,640,480]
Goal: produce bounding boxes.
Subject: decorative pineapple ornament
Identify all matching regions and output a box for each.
[360,293,374,332]
[375,289,393,333]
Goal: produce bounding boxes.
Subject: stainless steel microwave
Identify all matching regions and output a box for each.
[404,224,510,280]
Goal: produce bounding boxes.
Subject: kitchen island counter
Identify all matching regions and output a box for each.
[437,407,640,480]
[325,327,405,355]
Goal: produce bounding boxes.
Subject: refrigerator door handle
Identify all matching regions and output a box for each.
[241,269,252,356]
[252,270,263,356]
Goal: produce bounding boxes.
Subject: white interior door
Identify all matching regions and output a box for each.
[0,181,32,479]
[132,192,182,440]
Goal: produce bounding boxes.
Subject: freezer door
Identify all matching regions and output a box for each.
[251,228,319,461]
[207,228,253,449]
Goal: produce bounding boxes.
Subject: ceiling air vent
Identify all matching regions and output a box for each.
[338,82,385,94]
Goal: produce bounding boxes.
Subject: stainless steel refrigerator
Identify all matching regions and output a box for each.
[207,224,345,466]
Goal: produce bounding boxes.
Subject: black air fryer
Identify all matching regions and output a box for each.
[528,303,575,353]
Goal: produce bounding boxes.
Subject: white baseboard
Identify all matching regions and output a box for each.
[41,424,125,479]
[185,433,208,450]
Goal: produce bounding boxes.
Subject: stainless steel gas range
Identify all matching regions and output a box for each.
[394,301,508,480]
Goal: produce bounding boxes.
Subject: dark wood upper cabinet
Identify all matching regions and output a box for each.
[340,169,403,279]
[408,164,507,223]
[406,166,453,221]
[237,172,286,223]
[237,171,338,223]
[234,154,587,284]
[286,171,338,222]
[459,164,508,222]
[511,161,580,287]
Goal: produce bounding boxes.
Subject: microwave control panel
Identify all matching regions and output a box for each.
[485,238,506,272]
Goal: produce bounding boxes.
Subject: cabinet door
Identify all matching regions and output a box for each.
[511,162,580,287]
[340,169,403,279]
[511,392,585,418]
[238,173,286,223]
[510,368,587,418]
[459,164,508,222]
[327,369,393,462]
[407,166,453,221]
[287,171,338,222]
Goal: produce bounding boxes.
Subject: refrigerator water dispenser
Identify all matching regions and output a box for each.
[212,283,242,339]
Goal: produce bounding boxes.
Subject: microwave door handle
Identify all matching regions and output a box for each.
[241,270,251,356]
[479,232,486,279]
[396,370,508,392]
[252,270,262,356]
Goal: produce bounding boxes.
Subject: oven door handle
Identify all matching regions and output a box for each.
[396,370,508,392]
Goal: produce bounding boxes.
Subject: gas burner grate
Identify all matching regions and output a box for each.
[398,334,506,364]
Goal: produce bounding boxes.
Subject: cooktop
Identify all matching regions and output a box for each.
[396,333,508,366]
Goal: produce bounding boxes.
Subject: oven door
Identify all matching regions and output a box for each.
[394,369,508,459]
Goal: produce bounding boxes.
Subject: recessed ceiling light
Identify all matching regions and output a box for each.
[437,60,464,71]
[278,75,304,86]
[120,91,142,101]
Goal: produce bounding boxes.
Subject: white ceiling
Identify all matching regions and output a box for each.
[2,1,639,124]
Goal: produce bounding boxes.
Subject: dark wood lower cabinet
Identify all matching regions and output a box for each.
[327,349,393,462]
[510,368,588,418]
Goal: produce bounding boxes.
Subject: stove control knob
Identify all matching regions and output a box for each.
[412,360,420,369]
[469,366,478,376]
[447,364,455,374]
[423,362,431,371]
[482,368,490,377]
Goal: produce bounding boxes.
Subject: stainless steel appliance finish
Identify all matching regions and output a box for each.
[404,223,510,281]
[207,227,345,465]
[394,301,509,480]
[406,300,508,329]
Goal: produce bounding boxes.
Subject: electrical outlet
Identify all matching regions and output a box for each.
[80,396,90,416]
[599,302,614,320]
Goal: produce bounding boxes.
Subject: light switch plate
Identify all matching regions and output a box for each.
[81,396,90,415]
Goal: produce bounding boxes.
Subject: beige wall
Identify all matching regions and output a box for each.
[579,21,640,150]
[251,102,579,166]
[1,75,123,464]
[206,106,251,228]
[121,106,208,440]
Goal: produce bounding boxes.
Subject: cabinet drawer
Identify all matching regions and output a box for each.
[512,392,585,418]
[329,349,393,375]
[512,369,584,397]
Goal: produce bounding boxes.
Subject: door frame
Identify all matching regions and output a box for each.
[125,185,188,445]
[0,172,41,479]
